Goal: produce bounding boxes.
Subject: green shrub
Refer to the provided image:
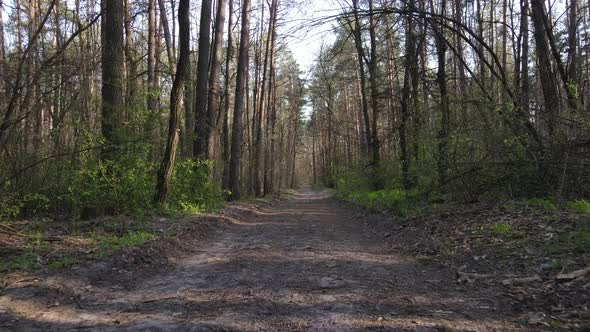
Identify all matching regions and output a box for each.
[526,198,556,210]
[3,133,225,220]
[0,192,51,220]
[569,200,590,214]
[96,231,156,256]
[0,193,25,220]
[167,160,224,212]
[346,189,413,216]
[491,222,512,236]
[332,167,372,198]
[69,144,155,216]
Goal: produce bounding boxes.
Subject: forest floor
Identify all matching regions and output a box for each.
[0,188,588,331]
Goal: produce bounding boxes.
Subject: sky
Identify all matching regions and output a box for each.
[280,0,342,118]
[282,0,341,73]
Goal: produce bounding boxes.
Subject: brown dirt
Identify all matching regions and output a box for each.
[0,188,552,331]
[364,200,590,331]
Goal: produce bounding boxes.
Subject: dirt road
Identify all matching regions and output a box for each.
[0,188,529,331]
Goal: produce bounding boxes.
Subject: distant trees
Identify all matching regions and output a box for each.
[307,0,590,199]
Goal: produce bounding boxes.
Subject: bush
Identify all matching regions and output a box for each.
[2,134,224,220]
[167,160,224,212]
[69,145,155,216]
[491,222,512,236]
[346,189,414,216]
[332,167,372,198]
[0,192,51,221]
[569,200,590,214]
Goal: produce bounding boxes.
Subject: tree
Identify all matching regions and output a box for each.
[193,0,212,160]
[154,0,190,203]
[221,0,235,190]
[147,0,157,115]
[254,0,278,196]
[101,0,125,159]
[351,0,372,160]
[227,0,252,200]
[207,0,228,160]
[531,0,559,138]
[434,0,450,187]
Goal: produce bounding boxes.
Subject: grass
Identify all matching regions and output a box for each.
[95,231,156,256]
[0,251,38,272]
[0,211,172,273]
[569,200,590,214]
[48,256,79,269]
[526,198,557,210]
[491,222,512,236]
[0,229,158,272]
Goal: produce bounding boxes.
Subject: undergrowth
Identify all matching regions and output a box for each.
[569,200,590,214]
[491,222,512,236]
[96,231,156,256]
[1,154,223,221]
[345,190,415,217]
[329,166,420,216]
[0,229,158,273]
[0,251,39,272]
[526,198,557,210]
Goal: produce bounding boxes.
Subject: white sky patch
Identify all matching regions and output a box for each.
[282,1,341,73]
[281,1,341,118]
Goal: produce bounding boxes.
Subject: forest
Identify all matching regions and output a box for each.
[0,0,590,330]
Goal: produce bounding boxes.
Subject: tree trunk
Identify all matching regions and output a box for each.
[147,0,157,114]
[531,0,559,137]
[227,0,251,200]
[154,0,190,203]
[368,0,380,183]
[520,0,530,115]
[434,0,450,188]
[264,23,278,194]
[257,0,278,196]
[567,0,578,108]
[221,0,234,190]
[193,0,212,160]
[352,0,372,161]
[400,8,414,191]
[206,0,227,160]
[0,0,6,98]
[101,0,125,159]
[158,0,175,69]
